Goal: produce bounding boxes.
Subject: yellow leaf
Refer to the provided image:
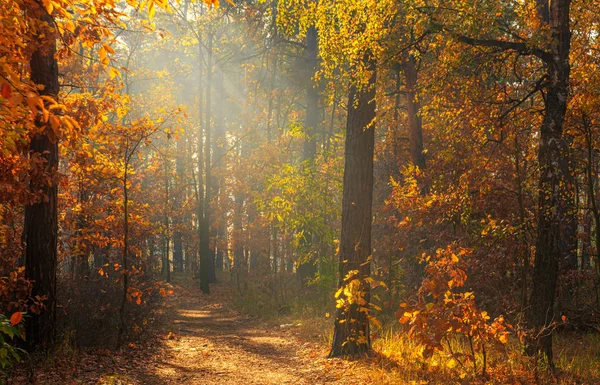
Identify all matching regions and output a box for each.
[446,358,457,369]
[99,46,108,66]
[109,67,121,79]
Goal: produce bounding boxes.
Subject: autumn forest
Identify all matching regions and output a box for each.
[2,0,600,383]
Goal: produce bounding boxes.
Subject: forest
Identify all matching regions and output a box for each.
[1,0,600,383]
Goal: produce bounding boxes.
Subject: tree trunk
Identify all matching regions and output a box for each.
[24,4,59,350]
[163,165,171,283]
[329,53,376,357]
[197,30,209,294]
[203,32,217,286]
[526,0,571,363]
[213,69,226,272]
[403,54,425,171]
[297,26,320,286]
[173,138,185,273]
[117,163,130,348]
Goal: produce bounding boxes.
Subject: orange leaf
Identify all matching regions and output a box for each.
[50,115,61,131]
[160,288,166,297]
[10,312,22,326]
[1,83,11,99]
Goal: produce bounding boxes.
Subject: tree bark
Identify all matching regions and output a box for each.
[329,53,376,357]
[24,4,59,350]
[525,0,571,363]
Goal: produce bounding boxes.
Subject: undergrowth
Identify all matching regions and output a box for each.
[234,275,600,384]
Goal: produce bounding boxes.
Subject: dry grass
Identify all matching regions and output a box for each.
[283,309,600,385]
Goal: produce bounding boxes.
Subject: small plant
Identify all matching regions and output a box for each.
[398,245,511,377]
[0,312,26,370]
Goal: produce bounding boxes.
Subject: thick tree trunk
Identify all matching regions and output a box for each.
[329,54,376,357]
[526,0,571,363]
[24,4,59,350]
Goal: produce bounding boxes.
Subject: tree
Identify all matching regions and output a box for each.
[329,53,377,357]
[525,0,572,363]
[24,1,60,349]
[419,0,573,363]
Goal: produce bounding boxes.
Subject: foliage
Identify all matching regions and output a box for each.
[399,245,512,376]
[0,312,26,371]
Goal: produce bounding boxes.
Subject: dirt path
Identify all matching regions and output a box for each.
[133,282,337,385]
[15,280,376,384]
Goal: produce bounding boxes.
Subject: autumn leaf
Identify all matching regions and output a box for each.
[499,333,508,344]
[1,83,11,99]
[10,312,22,326]
[109,67,121,79]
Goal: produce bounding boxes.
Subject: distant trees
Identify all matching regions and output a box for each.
[4,0,600,371]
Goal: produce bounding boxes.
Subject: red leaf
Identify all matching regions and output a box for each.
[10,312,22,326]
[1,83,11,99]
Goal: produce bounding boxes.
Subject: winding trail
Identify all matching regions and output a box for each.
[18,280,378,384]
[135,281,337,384]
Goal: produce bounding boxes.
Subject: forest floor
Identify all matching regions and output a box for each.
[12,278,600,384]
[14,279,384,385]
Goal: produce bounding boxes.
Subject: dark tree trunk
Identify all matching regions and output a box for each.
[526,0,571,363]
[329,54,376,357]
[203,33,217,286]
[163,167,171,283]
[213,69,226,272]
[233,196,246,290]
[117,164,130,347]
[197,30,209,294]
[74,180,90,279]
[24,4,59,350]
[272,226,279,273]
